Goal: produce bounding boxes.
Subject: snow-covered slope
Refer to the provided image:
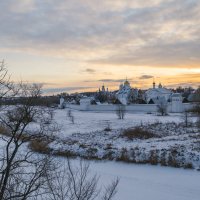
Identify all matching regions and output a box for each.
[38,109,183,138]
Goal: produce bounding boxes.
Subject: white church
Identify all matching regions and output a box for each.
[116,79,132,105]
[60,78,192,113]
[144,81,172,104]
[116,79,176,106]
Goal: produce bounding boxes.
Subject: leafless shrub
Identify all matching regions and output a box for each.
[43,107,55,124]
[102,151,115,160]
[122,127,157,140]
[182,110,191,127]
[184,163,193,169]
[55,150,77,158]
[0,60,14,100]
[29,138,51,154]
[149,150,159,165]
[0,125,10,137]
[0,63,120,200]
[116,105,126,120]
[160,150,167,166]
[117,148,129,162]
[0,81,56,200]
[44,160,119,200]
[67,109,75,124]
[190,90,200,128]
[157,101,168,116]
[104,122,112,132]
[167,148,181,168]
[101,177,119,200]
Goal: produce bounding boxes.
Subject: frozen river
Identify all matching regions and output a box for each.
[68,159,200,200]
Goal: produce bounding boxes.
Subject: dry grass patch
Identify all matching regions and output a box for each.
[29,138,51,154]
[121,127,157,140]
[0,125,10,137]
[54,150,77,158]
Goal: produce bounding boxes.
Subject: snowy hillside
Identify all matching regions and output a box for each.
[28,109,183,137]
[26,109,200,169]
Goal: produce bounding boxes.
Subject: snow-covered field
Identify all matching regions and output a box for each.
[1,108,200,200]
[48,109,183,138]
[28,109,198,169]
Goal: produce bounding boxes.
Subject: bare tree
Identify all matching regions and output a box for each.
[116,105,126,120]
[195,103,200,129]
[101,178,119,200]
[0,60,14,100]
[0,83,55,200]
[190,87,200,128]
[67,110,75,124]
[157,100,168,116]
[0,62,119,200]
[193,106,200,129]
[182,109,191,127]
[0,86,118,200]
[44,159,119,200]
[42,107,56,125]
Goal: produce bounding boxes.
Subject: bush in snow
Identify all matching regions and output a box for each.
[121,127,157,140]
[104,122,112,132]
[157,99,168,116]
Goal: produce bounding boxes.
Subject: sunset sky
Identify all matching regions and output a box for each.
[0,0,200,94]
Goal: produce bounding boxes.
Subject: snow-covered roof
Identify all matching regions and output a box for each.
[171,93,182,97]
[116,85,131,94]
[146,87,172,95]
[80,97,93,104]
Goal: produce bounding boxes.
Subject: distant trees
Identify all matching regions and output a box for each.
[190,87,200,103]
[0,60,13,99]
[95,92,108,103]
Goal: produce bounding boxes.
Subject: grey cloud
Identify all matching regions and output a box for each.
[81,69,112,75]
[139,75,154,79]
[167,82,200,88]
[98,79,129,83]
[82,68,96,74]
[43,86,94,94]
[91,40,200,67]
[0,0,200,68]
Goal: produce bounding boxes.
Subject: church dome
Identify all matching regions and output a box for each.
[124,80,130,86]
[158,83,162,88]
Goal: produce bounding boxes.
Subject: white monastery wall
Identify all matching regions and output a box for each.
[65,103,195,113]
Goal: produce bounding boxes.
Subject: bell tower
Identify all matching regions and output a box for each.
[153,78,156,89]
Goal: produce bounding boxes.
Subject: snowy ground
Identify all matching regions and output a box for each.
[44,109,183,138]
[26,109,200,169]
[1,134,200,200]
[1,108,200,199]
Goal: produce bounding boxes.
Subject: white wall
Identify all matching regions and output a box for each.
[66,104,158,113]
[65,103,195,113]
[183,103,195,111]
